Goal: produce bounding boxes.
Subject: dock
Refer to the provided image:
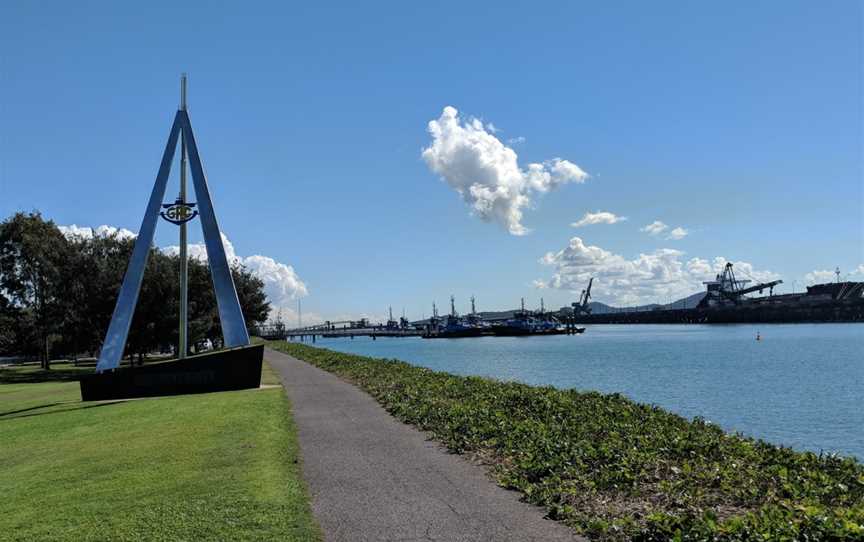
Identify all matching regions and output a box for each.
[254,322,423,341]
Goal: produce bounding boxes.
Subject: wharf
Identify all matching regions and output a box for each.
[255,325,422,341]
[570,297,864,324]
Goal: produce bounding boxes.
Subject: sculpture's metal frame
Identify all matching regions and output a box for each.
[96,107,249,373]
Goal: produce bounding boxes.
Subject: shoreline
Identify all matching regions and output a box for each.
[267,340,864,541]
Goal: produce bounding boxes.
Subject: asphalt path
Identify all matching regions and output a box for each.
[265,348,581,542]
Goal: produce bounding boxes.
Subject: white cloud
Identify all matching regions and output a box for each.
[164,233,308,316]
[640,221,668,236]
[58,224,136,240]
[422,106,588,235]
[804,270,835,284]
[666,226,688,240]
[571,211,627,228]
[538,236,779,306]
[641,221,688,240]
[805,265,864,285]
[507,136,526,145]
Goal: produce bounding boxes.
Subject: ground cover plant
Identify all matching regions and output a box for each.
[0,361,320,541]
[269,341,864,541]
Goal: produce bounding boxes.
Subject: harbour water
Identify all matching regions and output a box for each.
[314,323,864,460]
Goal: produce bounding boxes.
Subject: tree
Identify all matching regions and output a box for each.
[52,230,135,361]
[0,211,273,363]
[0,295,20,355]
[127,248,179,363]
[0,212,70,368]
[187,257,219,352]
[232,263,271,333]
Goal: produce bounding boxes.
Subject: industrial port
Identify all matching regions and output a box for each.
[254,263,864,341]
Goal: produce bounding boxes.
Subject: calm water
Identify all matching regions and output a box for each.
[312,324,864,460]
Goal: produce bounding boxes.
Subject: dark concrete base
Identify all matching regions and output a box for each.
[79,343,264,401]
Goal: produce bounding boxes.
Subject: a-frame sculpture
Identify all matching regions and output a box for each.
[96,102,249,373]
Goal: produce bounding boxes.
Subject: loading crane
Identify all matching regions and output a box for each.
[700,262,783,307]
[572,278,594,315]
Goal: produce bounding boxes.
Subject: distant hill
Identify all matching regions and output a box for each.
[586,291,706,314]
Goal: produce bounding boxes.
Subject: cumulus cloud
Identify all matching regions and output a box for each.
[59,224,136,240]
[666,226,688,240]
[571,211,627,228]
[805,265,864,285]
[641,220,688,240]
[422,106,588,235]
[164,233,308,315]
[640,221,668,236]
[804,270,836,284]
[538,236,779,306]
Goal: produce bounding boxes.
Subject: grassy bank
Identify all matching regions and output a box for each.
[269,341,864,541]
[0,360,320,541]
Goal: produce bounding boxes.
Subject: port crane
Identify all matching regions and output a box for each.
[572,278,594,315]
[701,262,782,306]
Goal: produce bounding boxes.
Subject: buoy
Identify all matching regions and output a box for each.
[756,331,761,341]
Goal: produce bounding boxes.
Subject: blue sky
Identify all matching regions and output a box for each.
[1,1,861,323]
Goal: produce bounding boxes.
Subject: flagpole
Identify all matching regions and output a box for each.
[179,73,189,359]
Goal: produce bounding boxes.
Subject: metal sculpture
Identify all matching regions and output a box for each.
[96,76,249,372]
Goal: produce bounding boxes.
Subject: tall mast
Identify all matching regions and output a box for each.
[178,73,189,359]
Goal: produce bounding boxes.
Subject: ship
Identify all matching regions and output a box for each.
[422,296,494,338]
[567,263,864,324]
[491,298,584,336]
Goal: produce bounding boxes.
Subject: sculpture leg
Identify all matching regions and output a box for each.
[96,113,183,372]
[180,110,250,347]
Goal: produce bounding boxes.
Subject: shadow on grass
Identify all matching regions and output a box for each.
[0,402,68,417]
[0,368,92,384]
[0,400,127,421]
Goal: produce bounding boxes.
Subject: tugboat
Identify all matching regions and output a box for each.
[423,296,494,338]
[492,298,583,336]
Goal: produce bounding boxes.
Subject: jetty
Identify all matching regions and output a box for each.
[254,322,423,341]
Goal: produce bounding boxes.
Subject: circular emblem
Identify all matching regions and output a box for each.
[160,199,199,225]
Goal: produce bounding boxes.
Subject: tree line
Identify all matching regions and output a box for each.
[0,212,270,369]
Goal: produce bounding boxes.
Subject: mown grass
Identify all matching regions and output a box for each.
[269,341,864,541]
[0,360,95,384]
[0,360,320,542]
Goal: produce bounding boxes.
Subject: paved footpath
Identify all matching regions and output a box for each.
[265,348,581,542]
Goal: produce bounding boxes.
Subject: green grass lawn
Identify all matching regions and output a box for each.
[0,359,320,542]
